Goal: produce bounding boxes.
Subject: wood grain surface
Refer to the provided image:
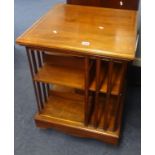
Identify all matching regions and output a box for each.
[16,4,138,60]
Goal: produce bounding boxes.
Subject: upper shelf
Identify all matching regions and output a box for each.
[34,53,123,95]
[16,4,138,60]
[90,62,123,95]
[34,54,86,89]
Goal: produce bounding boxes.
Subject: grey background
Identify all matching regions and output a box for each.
[15,0,141,155]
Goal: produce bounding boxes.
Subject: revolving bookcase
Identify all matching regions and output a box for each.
[16,4,138,144]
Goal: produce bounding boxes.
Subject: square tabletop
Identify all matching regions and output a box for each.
[16,3,138,60]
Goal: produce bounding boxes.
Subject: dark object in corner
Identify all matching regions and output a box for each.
[67,0,139,10]
[127,65,141,86]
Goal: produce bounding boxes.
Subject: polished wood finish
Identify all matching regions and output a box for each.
[16,3,138,144]
[16,4,138,60]
[67,0,139,10]
[103,61,114,130]
[93,58,101,128]
[35,53,85,89]
[84,57,90,126]
[35,85,124,144]
[26,48,41,113]
[34,53,126,95]
[25,47,127,144]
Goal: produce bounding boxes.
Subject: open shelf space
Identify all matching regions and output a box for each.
[34,53,123,95]
[40,85,85,125]
[34,53,86,89]
[30,51,125,144]
[90,62,124,95]
[35,85,123,144]
[91,94,122,131]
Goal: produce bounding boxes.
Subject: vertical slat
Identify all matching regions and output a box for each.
[93,58,101,128]
[45,83,50,98]
[42,51,49,100]
[112,62,127,131]
[47,84,50,93]
[31,51,38,73]
[103,60,113,130]
[37,51,42,67]
[84,56,89,126]
[37,51,48,103]
[31,51,44,109]
[43,84,48,102]
[26,47,41,113]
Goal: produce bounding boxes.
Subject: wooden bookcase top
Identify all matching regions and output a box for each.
[16,4,138,60]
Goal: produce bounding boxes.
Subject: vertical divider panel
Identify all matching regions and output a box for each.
[112,61,127,131]
[84,56,89,126]
[93,58,101,128]
[26,47,41,113]
[103,60,114,130]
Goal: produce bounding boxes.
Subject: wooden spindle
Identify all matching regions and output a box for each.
[43,83,47,103]
[36,51,42,67]
[26,47,41,113]
[47,84,50,93]
[36,50,48,104]
[41,51,50,100]
[30,50,44,109]
[31,51,38,73]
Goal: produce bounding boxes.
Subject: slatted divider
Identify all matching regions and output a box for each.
[93,58,101,128]
[26,47,128,134]
[26,48,42,113]
[26,48,52,113]
[112,61,127,131]
[84,56,90,126]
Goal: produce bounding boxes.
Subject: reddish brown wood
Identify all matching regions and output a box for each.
[31,51,44,109]
[112,62,127,131]
[84,56,89,126]
[36,51,42,67]
[47,84,50,93]
[16,1,136,143]
[26,48,41,113]
[31,51,38,74]
[103,60,113,130]
[24,46,129,144]
[16,4,138,61]
[93,58,101,128]
[36,51,48,104]
[42,83,47,103]
[35,114,118,144]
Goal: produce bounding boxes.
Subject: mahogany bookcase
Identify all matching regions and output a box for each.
[16,3,138,144]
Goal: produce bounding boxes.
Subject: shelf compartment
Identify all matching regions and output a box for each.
[90,62,124,95]
[36,84,122,131]
[34,53,94,90]
[40,85,85,124]
[35,91,123,144]
[90,94,123,132]
[34,53,124,95]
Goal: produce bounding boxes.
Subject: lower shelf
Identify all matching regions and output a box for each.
[34,86,124,144]
[39,86,85,124]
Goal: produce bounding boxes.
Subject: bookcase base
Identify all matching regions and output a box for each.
[34,112,122,145]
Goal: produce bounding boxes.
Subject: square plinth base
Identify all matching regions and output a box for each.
[34,111,123,145]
